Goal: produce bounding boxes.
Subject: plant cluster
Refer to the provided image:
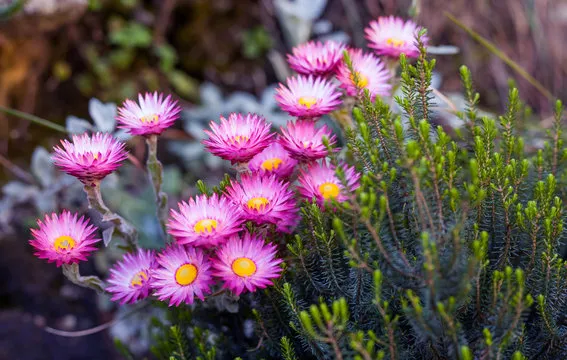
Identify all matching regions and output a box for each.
[24,14,567,360]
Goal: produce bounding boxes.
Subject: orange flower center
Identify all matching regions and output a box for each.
[247,197,269,210]
[318,182,340,199]
[350,71,369,88]
[261,157,283,171]
[130,270,149,287]
[194,218,218,234]
[231,135,249,144]
[175,264,198,286]
[54,235,76,252]
[298,96,318,109]
[232,257,257,277]
[140,114,159,123]
[386,38,406,48]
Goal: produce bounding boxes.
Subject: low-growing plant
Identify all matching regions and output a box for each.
[21,14,567,360]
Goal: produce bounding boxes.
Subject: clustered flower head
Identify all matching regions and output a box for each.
[248,142,298,179]
[275,75,342,118]
[52,132,128,186]
[29,211,100,267]
[116,92,182,136]
[336,49,392,100]
[203,113,274,164]
[167,194,243,247]
[297,160,361,207]
[365,16,427,59]
[279,119,336,161]
[106,249,156,304]
[287,40,346,76]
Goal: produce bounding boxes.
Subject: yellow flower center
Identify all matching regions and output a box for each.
[298,96,318,109]
[386,38,406,48]
[261,157,283,171]
[130,270,149,287]
[92,152,100,160]
[194,218,218,234]
[247,196,269,210]
[350,71,369,88]
[175,264,198,286]
[140,114,159,123]
[231,135,249,144]
[53,235,76,252]
[318,182,340,199]
[232,257,257,277]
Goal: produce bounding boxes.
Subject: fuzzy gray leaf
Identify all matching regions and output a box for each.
[89,98,117,133]
[66,116,93,134]
[103,226,115,247]
[31,146,56,187]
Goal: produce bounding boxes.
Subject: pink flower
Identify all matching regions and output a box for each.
[297,160,361,206]
[52,132,128,186]
[336,49,391,100]
[248,142,298,178]
[152,245,214,306]
[167,194,244,248]
[225,173,299,233]
[275,75,342,118]
[116,92,182,136]
[29,211,100,267]
[212,232,282,295]
[279,119,336,161]
[365,16,427,59]
[107,249,156,304]
[203,113,274,164]
[287,40,346,76]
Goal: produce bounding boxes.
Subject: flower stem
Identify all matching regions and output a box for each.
[84,183,138,248]
[146,135,169,240]
[62,263,105,293]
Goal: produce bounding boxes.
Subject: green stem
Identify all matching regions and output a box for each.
[62,263,105,293]
[0,105,67,133]
[84,183,138,248]
[146,135,168,239]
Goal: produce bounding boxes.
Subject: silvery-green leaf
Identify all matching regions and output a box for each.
[319,31,350,44]
[89,98,117,133]
[274,0,327,21]
[186,122,207,140]
[225,92,259,113]
[102,226,115,247]
[113,129,131,141]
[31,147,56,187]
[313,19,332,34]
[2,181,36,202]
[34,194,57,212]
[199,82,222,107]
[427,45,460,55]
[261,85,278,108]
[66,116,93,134]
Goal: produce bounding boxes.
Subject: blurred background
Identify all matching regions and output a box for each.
[0,0,565,359]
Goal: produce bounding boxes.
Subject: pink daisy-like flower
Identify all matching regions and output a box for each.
[279,119,336,161]
[225,173,299,233]
[248,142,298,178]
[203,113,274,164]
[116,92,182,136]
[212,232,283,296]
[287,40,346,76]
[275,75,342,118]
[53,132,128,186]
[365,16,428,59]
[152,245,214,306]
[107,249,156,304]
[336,49,391,100]
[167,194,244,248]
[297,160,361,206]
[29,211,100,267]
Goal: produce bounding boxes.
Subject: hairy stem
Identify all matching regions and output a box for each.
[146,135,169,239]
[84,183,137,248]
[62,263,105,293]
